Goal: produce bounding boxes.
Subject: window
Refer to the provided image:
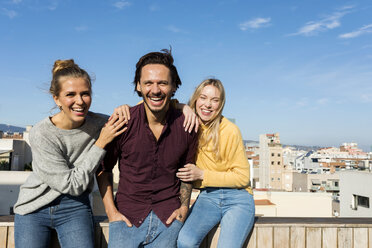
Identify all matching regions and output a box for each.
[278,153,281,157]
[352,195,370,210]
[311,179,321,186]
[0,152,12,171]
[335,181,339,187]
[0,160,11,170]
[271,153,275,157]
[277,178,280,181]
[358,196,370,208]
[271,178,274,181]
[271,161,274,165]
[278,161,281,165]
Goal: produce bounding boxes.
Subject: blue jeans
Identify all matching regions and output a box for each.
[14,192,94,248]
[108,211,183,248]
[177,188,255,248]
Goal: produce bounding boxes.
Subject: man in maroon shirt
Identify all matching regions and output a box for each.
[96,49,198,248]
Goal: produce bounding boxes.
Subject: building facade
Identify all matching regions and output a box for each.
[340,171,372,217]
[259,133,284,189]
[0,125,32,171]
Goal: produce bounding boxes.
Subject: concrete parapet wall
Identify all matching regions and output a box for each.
[2,216,372,248]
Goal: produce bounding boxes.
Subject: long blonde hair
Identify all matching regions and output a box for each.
[189,79,226,160]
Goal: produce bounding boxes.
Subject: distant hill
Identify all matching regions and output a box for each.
[243,140,323,151]
[0,124,26,133]
[284,144,323,151]
[244,140,259,146]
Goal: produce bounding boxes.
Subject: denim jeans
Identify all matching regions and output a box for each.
[177,188,255,248]
[108,210,183,248]
[14,191,94,248]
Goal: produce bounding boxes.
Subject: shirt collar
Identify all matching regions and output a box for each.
[139,101,175,128]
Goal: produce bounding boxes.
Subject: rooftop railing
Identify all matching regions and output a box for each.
[2,216,372,248]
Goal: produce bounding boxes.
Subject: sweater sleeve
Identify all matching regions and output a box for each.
[200,125,250,188]
[30,130,106,196]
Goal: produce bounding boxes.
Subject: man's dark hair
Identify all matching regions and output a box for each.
[133,48,182,97]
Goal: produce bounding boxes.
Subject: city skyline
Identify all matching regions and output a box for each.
[1,0,372,149]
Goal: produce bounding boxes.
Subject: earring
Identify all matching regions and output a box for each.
[58,105,63,111]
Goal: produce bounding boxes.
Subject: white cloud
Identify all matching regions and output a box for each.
[295,98,309,107]
[337,5,355,11]
[362,44,372,49]
[317,98,329,105]
[1,8,17,19]
[166,25,183,33]
[113,1,131,9]
[282,60,372,105]
[239,17,271,31]
[361,94,372,102]
[11,0,22,4]
[290,8,352,36]
[48,0,58,11]
[339,24,372,39]
[149,4,159,12]
[75,25,88,32]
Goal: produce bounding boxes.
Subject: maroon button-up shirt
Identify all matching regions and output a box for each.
[99,103,198,227]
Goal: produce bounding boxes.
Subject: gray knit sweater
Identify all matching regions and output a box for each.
[14,112,108,215]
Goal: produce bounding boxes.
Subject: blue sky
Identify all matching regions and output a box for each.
[1,0,372,150]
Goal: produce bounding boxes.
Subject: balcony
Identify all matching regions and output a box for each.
[268,143,282,148]
[310,185,321,191]
[310,185,340,192]
[1,216,372,248]
[325,185,340,191]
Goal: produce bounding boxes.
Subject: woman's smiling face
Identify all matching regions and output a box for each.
[195,85,221,124]
[53,77,92,129]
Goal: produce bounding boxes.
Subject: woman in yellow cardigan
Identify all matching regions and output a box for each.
[176,78,255,248]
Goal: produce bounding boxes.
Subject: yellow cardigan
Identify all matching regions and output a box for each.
[193,117,252,194]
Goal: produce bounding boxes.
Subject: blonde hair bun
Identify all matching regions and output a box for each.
[49,59,92,97]
[52,59,76,75]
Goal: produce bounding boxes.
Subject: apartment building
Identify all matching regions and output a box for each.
[245,142,259,188]
[0,126,32,171]
[339,170,372,217]
[293,143,370,174]
[258,133,284,189]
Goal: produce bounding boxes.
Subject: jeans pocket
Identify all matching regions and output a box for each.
[173,219,184,226]
[109,220,125,226]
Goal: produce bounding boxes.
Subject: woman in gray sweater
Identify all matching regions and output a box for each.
[13,59,127,248]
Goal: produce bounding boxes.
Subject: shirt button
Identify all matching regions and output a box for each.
[139,221,142,224]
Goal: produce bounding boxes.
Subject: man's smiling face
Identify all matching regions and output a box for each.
[137,64,174,115]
